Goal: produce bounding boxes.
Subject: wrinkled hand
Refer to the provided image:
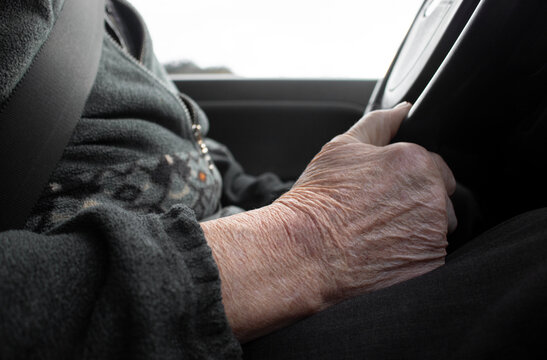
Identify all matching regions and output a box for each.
[276,102,457,304]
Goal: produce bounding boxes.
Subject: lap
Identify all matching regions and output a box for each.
[243,208,547,359]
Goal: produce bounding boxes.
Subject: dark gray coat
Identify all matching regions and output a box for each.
[0,0,289,358]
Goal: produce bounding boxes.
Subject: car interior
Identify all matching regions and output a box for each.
[176,0,547,247]
[3,0,544,237]
[0,0,545,356]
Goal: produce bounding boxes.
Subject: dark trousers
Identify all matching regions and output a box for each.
[243,208,547,359]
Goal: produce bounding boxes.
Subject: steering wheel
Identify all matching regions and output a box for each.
[366,0,547,240]
[367,0,479,114]
[367,0,544,148]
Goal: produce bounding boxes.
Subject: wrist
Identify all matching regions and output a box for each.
[273,192,343,307]
[267,201,332,310]
[201,202,327,341]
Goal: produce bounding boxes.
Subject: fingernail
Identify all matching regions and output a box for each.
[394,101,411,109]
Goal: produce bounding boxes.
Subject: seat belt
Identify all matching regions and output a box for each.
[0,0,106,232]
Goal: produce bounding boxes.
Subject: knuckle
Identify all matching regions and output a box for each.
[386,143,449,196]
[330,133,357,146]
[387,142,432,169]
[314,141,367,168]
[329,134,347,145]
[430,183,448,202]
[429,151,444,165]
[322,140,340,152]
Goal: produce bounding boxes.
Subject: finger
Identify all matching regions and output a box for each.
[344,102,412,146]
[446,194,458,234]
[429,152,457,196]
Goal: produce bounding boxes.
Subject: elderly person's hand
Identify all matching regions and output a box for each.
[277,102,457,301]
[202,103,457,342]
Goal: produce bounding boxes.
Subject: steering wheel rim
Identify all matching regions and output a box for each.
[368,0,542,148]
[367,0,480,114]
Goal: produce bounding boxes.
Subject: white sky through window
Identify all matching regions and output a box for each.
[129,0,423,78]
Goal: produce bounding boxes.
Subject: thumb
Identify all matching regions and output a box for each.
[343,102,411,146]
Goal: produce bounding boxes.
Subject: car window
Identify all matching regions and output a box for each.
[129,0,423,79]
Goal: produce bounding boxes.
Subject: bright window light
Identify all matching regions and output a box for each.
[129,0,423,78]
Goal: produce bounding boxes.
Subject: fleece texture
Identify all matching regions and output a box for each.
[0,0,290,357]
[0,0,62,106]
[1,205,241,359]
